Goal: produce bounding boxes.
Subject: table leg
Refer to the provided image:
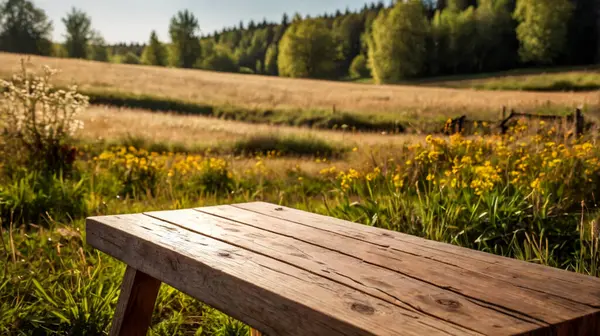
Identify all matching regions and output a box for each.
[110,266,162,336]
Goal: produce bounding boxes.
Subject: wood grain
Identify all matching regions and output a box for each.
[86,214,479,336]
[148,208,544,335]
[233,202,600,304]
[109,266,162,336]
[197,204,600,335]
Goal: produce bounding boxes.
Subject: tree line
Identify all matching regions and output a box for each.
[0,0,597,83]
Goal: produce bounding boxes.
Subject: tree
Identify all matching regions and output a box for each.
[0,0,53,55]
[473,0,517,71]
[201,45,239,73]
[349,54,370,78]
[87,30,109,62]
[120,52,140,64]
[169,9,202,68]
[367,0,429,83]
[332,14,364,76]
[514,0,573,64]
[264,43,278,75]
[63,7,92,59]
[277,18,339,78]
[141,30,168,66]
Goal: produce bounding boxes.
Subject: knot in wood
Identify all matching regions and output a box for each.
[351,302,375,315]
[436,298,461,309]
[218,251,231,258]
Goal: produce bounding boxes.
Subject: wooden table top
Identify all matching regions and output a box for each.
[86,202,600,336]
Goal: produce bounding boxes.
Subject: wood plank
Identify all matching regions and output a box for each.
[198,204,600,335]
[86,214,480,336]
[110,266,162,336]
[148,208,546,335]
[233,202,600,306]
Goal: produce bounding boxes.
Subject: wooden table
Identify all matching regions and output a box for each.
[86,202,600,336]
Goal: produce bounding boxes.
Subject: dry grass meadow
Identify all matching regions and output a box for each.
[1,52,598,121]
[80,106,420,148]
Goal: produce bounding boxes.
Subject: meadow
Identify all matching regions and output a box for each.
[1,58,600,335]
[1,53,598,129]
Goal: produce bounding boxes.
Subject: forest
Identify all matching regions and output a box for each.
[0,0,598,84]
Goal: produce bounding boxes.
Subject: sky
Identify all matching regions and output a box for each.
[35,0,374,44]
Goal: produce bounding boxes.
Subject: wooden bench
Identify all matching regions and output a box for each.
[86,202,600,336]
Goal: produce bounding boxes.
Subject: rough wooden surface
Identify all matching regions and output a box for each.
[87,214,478,336]
[109,266,162,336]
[86,202,600,336]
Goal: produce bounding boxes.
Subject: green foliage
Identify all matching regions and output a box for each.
[51,43,68,58]
[473,0,517,72]
[141,31,168,66]
[169,9,202,68]
[0,171,87,225]
[87,31,110,62]
[118,52,141,65]
[349,54,370,79]
[368,0,429,83]
[232,134,344,158]
[0,0,53,55]
[201,46,239,73]
[514,0,574,64]
[191,158,234,195]
[332,13,364,76]
[63,7,93,59]
[277,18,339,79]
[264,43,278,75]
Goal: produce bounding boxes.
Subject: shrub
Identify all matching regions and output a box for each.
[118,52,141,65]
[0,171,87,226]
[349,54,370,79]
[233,134,344,158]
[239,67,254,74]
[192,157,234,194]
[94,146,161,197]
[0,60,87,173]
[201,48,239,73]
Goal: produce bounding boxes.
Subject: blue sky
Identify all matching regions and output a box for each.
[35,0,374,44]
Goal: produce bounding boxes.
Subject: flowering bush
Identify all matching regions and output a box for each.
[0,60,87,173]
[94,146,234,197]
[94,146,160,197]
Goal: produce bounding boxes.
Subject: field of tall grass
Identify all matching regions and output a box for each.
[1,53,597,127]
[1,59,600,335]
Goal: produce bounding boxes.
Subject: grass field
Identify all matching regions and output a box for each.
[2,55,600,335]
[423,65,600,91]
[1,53,598,125]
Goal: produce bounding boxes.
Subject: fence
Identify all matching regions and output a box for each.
[443,107,587,136]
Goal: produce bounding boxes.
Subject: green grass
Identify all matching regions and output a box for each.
[76,132,348,159]
[351,65,600,92]
[232,134,347,158]
[3,128,600,333]
[414,65,600,92]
